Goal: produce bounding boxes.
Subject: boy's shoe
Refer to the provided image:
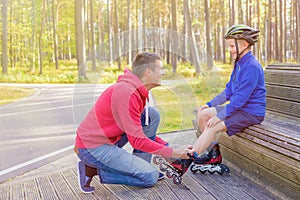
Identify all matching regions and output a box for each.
[77,161,96,193]
[194,142,222,165]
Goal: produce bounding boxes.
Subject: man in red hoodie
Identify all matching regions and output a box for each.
[75,52,193,193]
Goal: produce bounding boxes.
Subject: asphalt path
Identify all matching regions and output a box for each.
[0,83,110,182]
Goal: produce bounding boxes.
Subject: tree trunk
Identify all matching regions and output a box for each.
[1,0,8,74]
[90,0,96,71]
[114,0,121,70]
[75,0,87,80]
[39,0,46,75]
[126,0,131,65]
[185,0,200,74]
[171,0,178,73]
[107,0,112,65]
[52,0,59,69]
[205,0,213,69]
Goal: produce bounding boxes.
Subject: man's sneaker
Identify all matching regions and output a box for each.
[158,172,165,181]
[77,161,96,193]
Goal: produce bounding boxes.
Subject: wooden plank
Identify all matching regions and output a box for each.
[36,176,58,200]
[220,143,300,200]
[241,128,300,154]
[23,179,41,200]
[266,64,300,71]
[0,184,9,200]
[266,97,300,118]
[164,178,199,200]
[148,180,180,200]
[219,134,300,186]
[180,173,216,200]
[104,184,142,200]
[250,124,300,144]
[208,166,277,200]
[120,185,161,200]
[207,173,253,200]
[265,70,300,88]
[62,169,97,200]
[10,182,24,200]
[237,131,300,160]
[266,85,300,102]
[262,116,300,137]
[49,172,78,200]
[189,172,237,200]
[89,176,120,200]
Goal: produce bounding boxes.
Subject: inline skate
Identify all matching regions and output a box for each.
[190,142,230,175]
[153,154,195,185]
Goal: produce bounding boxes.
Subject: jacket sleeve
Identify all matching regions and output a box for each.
[217,64,260,120]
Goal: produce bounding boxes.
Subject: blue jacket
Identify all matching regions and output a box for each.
[207,51,266,120]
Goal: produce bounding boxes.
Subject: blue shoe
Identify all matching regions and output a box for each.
[158,172,165,181]
[77,161,95,193]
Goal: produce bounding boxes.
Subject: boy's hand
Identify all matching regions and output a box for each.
[198,104,210,112]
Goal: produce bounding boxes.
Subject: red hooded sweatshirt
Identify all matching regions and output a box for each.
[75,70,173,158]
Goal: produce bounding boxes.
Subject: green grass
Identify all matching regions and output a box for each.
[0,60,232,133]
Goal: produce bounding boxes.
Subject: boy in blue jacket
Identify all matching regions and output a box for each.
[192,24,266,164]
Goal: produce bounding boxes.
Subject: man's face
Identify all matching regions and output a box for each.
[147,60,164,88]
[226,39,248,60]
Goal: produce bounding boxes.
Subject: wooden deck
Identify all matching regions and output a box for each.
[0,130,282,200]
[0,165,280,200]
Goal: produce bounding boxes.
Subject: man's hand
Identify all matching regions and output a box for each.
[206,116,221,128]
[171,145,195,159]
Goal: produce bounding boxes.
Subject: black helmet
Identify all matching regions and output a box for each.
[224,24,260,45]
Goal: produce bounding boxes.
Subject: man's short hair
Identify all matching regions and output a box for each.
[132,52,162,78]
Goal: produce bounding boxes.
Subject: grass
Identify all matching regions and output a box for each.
[0,60,232,132]
[0,86,36,105]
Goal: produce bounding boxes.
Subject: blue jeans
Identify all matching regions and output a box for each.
[77,107,161,187]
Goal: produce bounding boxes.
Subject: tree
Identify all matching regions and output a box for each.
[90,0,96,71]
[171,0,178,72]
[75,0,87,80]
[1,0,8,74]
[52,0,59,69]
[38,0,46,74]
[204,0,213,69]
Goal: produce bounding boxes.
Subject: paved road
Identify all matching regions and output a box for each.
[0,83,110,182]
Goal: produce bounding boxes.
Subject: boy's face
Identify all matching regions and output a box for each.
[226,39,248,61]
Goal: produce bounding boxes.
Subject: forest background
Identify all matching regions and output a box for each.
[0,0,299,131]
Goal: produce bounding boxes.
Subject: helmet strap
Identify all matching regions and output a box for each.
[234,39,250,64]
[234,39,239,64]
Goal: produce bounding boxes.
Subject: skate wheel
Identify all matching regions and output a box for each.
[173,176,181,185]
[200,170,206,174]
[219,164,230,175]
[208,170,215,174]
[217,171,224,175]
[190,164,198,173]
[166,170,173,178]
[153,156,161,165]
[159,164,168,172]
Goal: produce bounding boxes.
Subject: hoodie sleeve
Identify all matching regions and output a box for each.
[112,88,173,158]
[216,64,260,120]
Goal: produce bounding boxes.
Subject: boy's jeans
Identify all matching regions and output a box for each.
[77,107,160,187]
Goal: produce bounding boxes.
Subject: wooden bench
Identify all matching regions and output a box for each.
[219,64,300,200]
